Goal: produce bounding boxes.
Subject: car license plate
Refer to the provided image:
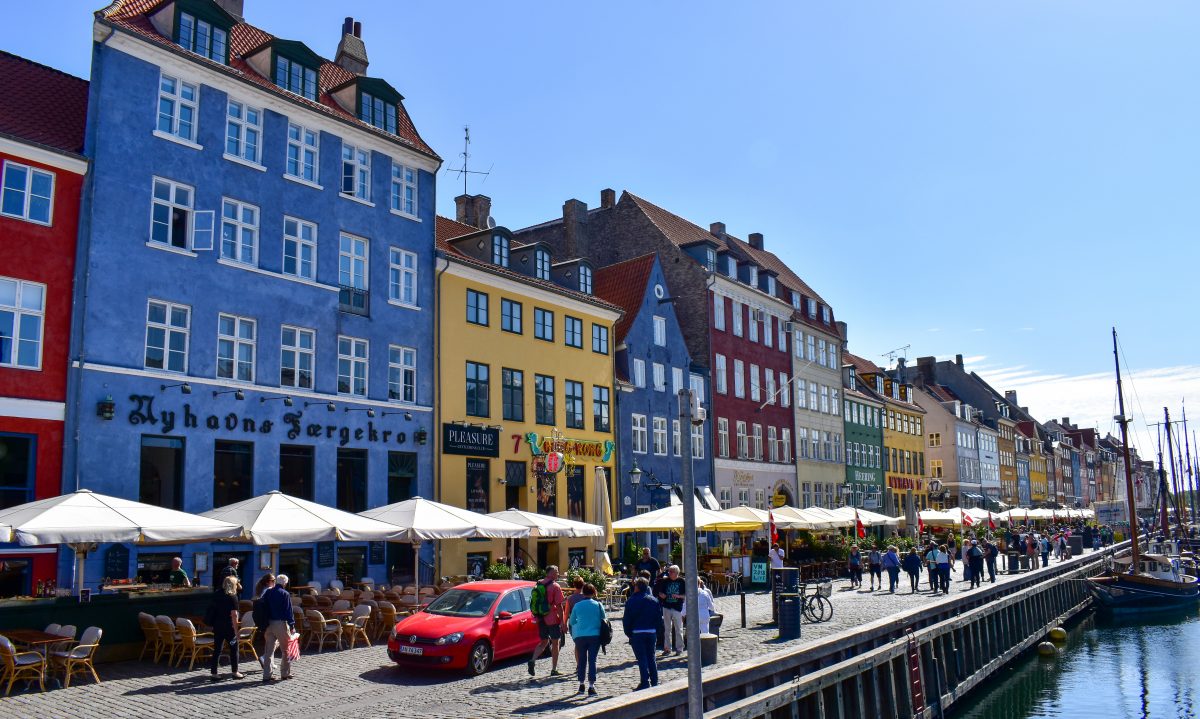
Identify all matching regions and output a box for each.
[399,645,423,656]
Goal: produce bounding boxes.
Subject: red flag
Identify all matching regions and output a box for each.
[988,511,996,530]
[768,509,778,544]
[855,509,866,538]
[1052,509,1058,523]
[917,513,926,535]
[1025,510,1030,524]
[961,508,975,527]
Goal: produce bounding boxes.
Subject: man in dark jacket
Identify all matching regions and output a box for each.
[623,577,663,690]
[966,540,985,588]
[983,539,998,583]
[260,573,296,682]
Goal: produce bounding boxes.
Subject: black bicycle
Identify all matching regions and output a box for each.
[800,579,833,622]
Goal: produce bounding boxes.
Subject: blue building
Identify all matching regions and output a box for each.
[594,255,713,560]
[63,2,440,591]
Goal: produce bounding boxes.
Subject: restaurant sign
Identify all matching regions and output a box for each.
[443,423,500,457]
[886,476,923,491]
[520,433,614,463]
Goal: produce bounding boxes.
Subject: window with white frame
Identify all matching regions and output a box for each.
[747,265,758,287]
[691,420,704,458]
[150,178,193,249]
[798,428,808,459]
[719,486,731,510]
[339,234,368,290]
[796,378,807,409]
[177,11,228,63]
[220,198,258,264]
[726,256,737,277]
[390,163,417,216]
[736,421,748,458]
[653,316,666,346]
[713,294,725,331]
[282,217,316,280]
[705,248,717,272]
[714,354,727,394]
[766,276,776,296]
[752,424,763,460]
[157,73,197,143]
[578,265,592,295]
[780,373,790,407]
[828,342,838,368]
[633,359,645,388]
[764,317,773,348]
[738,488,749,507]
[817,339,827,367]
[286,123,319,183]
[652,363,666,392]
[731,301,743,337]
[341,144,370,201]
[831,388,839,414]
[782,428,792,462]
[809,382,818,410]
[794,330,804,357]
[144,298,189,373]
[811,430,820,459]
[765,371,776,404]
[631,414,648,453]
[337,336,368,396]
[652,417,668,456]
[389,248,417,306]
[534,250,551,280]
[733,359,745,398]
[756,489,765,510]
[806,334,816,360]
[819,385,829,413]
[717,417,729,457]
[225,100,261,164]
[216,314,255,382]
[672,366,683,396]
[389,345,416,403]
[767,426,778,462]
[1,161,53,225]
[280,325,314,389]
[748,311,758,342]
[672,419,681,457]
[749,363,760,401]
[778,324,787,352]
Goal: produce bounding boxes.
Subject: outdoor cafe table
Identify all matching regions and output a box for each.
[326,609,354,618]
[4,628,66,649]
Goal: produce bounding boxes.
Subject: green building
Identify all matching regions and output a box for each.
[842,356,886,509]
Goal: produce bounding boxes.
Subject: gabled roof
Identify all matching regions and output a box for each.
[843,350,885,376]
[97,0,437,159]
[435,215,479,245]
[0,51,88,157]
[593,254,656,343]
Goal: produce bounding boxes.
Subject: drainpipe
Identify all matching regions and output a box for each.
[432,255,449,582]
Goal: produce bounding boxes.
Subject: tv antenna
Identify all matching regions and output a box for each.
[882,344,910,365]
[444,126,492,196]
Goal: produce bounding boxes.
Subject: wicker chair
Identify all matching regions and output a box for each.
[375,601,398,642]
[154,616,181,665]
[300,594,317,608]
[137,612,160,661]
[328,579,344,592]
[50,625,76,657]
[236,617,258,661]
[0,635,45,696]
[343,606,372,649]
[304,610,342,653]
[48,626,102,688]
[238,599,253,616]
[175,618,214,670]
[315,595,334,610]
[332,599,352,612]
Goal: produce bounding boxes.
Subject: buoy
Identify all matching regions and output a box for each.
[1048,627,1067,642]
[1038,641,1057,656]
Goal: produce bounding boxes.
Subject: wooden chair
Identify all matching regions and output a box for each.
[328,579,344,592]
[42,623,61,636]
[340,589,357,602]
[315,595,334,609]
[238,599,253,616]
[292,607,308,646]
[343,606,372,649]
[49,626,102,688]
[332,599,352,612]
[304,610,342,653]
[300,595,316,608]
[137,612,160,661]
[0,635,45,696]
[154,615,181,665]
[236,617,258,662]
[175,618,214,670]
[375,602,398,642]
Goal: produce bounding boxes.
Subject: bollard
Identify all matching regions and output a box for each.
[699,633,719,666]
[740,590,747,628]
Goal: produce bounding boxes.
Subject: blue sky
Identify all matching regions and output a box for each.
[5,1,1197,450]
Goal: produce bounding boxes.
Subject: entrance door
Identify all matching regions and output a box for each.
[387,452,417,583]
[213,551,252,596]
[536,541,557,571]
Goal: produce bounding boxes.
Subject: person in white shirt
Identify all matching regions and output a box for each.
[769,543,785,569]
[683,578,716,634]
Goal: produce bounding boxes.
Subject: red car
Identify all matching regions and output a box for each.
[387,580,542,675]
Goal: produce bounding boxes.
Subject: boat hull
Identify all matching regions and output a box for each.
[1086,573,1200,613]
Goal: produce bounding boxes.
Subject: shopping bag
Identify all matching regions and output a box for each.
[286,634,301,662]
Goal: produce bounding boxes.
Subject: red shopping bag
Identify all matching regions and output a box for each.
[286,634,301,661]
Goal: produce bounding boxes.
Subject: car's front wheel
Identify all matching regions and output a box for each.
[467,640,493,675]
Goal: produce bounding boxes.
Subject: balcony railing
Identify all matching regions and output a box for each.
[339,286,369,316]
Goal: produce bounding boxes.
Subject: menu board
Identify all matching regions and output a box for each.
[104,545,130,580]
[317,541,336,569]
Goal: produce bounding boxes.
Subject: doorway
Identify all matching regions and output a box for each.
[213,551,252,596]
[387,452,417,583]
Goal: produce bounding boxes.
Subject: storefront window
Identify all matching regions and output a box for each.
[0,434,34,509]
[140,435,184,510]
[337,449,368,513]
[136,551,176,584]
[279,548,312,588]
[337,546,366,585]
[214,440,254,507]
[566,465,585,521]
[0,558,30,598]
[466,459,489,514]
[388,452,417,503]
[279,445,314,500]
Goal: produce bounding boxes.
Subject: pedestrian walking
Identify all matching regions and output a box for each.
[528,565,567,677]
[925,542,938,591]
[1040,535,1051,567]
[622,577,662,690]
[983,538,998,583]
[634,548,660,579]
[682,578,715,635]
[205,576,243,681]
[259,573,295,682]
[966,540,984,589]
[657,565,686,655]
[847,545,863,589]
[902,547,923,593]
[567,583,606,696]
[882,546,901,593]
[947,537,958,576]
[936,544,951,594]
[867,548,883,591]
[565,576,587,665]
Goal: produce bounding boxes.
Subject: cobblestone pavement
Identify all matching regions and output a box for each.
[1,562,1039,719]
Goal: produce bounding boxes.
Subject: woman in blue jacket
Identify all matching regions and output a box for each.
[568,583,607,696]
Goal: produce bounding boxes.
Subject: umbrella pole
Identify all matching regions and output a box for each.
[413,543,420,609]
[75,548,86,597]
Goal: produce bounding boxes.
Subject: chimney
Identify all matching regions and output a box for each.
[599,188,616,209]
[710,222,725,237]
[916,356,935,384]
[955,354,964,368]
[335,16,369,74]
[455,194,492,230]
[563,199,589,258]
[748,232,764,250]
[835,321,847,343]
[1005,390,1018,405]
[214,0,244,20]
[1061,417,1070,427]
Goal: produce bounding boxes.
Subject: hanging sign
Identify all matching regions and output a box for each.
[544,452,564,474]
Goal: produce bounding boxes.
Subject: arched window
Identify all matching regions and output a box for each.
[491,234,509,267]
[535,249,551,280]
[578,265,593,295]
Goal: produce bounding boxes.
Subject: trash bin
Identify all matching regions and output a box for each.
[778,593,802,640]
[1008,552,1020,575]
[1019,554,1030,571]
[1067,535,1084,557]
[700,633,719,666]
[772,567,799,623]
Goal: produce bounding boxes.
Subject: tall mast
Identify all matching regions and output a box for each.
[1164,407,1184,536]
[1113,328,1140,566]
[1185,405,1196,524]
[1158,427,1171,538]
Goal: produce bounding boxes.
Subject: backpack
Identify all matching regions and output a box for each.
[252,597,269,632]
[599,618,613,648]
[530,580,550,617]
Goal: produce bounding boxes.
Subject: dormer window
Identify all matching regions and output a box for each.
[791,291,801,310]
[726,256,737,277]
[821,305,831,324]
[535,250,551,280]
[747,265,758,287]
[359,91,398,135]
[275,54,318,101]
[177,8,229,64]
[705,248,717,271]
[492,234,509,267]
[806,298,817,319]
[578,265,593,295]
[766,276,776,296]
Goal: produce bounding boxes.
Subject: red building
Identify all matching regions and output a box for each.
[0,51,88,596]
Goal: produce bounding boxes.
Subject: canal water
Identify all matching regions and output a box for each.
[950,606,1200,719]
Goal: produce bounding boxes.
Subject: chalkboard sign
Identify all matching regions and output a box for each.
[104,545,130,580]
[368,542,385,565]
[750,558,768,586]
[316,542,336,568]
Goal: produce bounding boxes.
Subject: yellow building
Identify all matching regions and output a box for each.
[997,417,1019,505]
[1024,426,1049,503]
[435,210,622,576]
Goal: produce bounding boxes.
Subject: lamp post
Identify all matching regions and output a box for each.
[629,459,669,559]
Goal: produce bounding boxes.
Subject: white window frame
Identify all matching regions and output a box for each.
[733,359,745,399]
[224,99,262,165]
[767,426,778,462]
[149,177,199,250]
[653,417,668,456]
[717,417,729,457]
[780,373,790,407]
[672,366,684,396]
[632,414,648,454]
[282,216,317,281]
[714,354,728,395]
[713,294,725,331]
[782,428,792,463]
[339,233,369,290]
[796,378,807,409]
[817,339,827,367]
[1,161,54,225]
[652,363,666,392]
[389,247,418,307]
[752,424,763,460]
[389,344,417,403]
[820,385,829,413]
[144,298,189,374]
[286,122,320,184]
[220,197,259,265]
[749,363,760,401]
[280,325,315,390]
[653,316,667,346]
[216,313,256,382]
[719,486,732,510]
[731,300,743,337]
[672,419,682,457]
[633,359,646,388]
[765,371,776,404]
[0,277,45,370]
[764,317,773,348]
[736,421,748,459]
[691,420,704,459]
[390,162,418,217]
[341,143,371,202]
[337,335,369,397]
[156,73,198,143]
[748,312,758,342]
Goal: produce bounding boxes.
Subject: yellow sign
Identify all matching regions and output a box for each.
[772,493,787,508]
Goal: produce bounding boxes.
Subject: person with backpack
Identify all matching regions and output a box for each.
[205,576,243,681]
[966,540,985,588]
[567,583,607,696]
[902,547,923,593]
[846,545,863,589]
[622,577,662,690]
[866,548,883,591]
[881,546,901,593]
[528,565,566,677]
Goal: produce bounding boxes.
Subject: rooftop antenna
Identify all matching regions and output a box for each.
[444,125,492,196]
[882,344,910,366]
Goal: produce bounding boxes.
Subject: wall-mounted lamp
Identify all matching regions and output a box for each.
[306,401,336,412]
[381,410,414,420]
[213,389,245,400]
[160,382,192,395]
[260,396,294,407]
[96,396,116,420]
[414,429,428,445]
[345,407,376,418]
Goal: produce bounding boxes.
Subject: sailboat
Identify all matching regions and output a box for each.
[1085,329,1199,612]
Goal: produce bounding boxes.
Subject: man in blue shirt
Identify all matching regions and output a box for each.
[260,573,296,682]
[623,577,663,690]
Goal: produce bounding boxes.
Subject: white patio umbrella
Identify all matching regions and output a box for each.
[612,503,761,533]
[487,507,604,577]
[827,506,902,527]
[360,497,528,600]
[0,489,244,595]
[918,509,962,526]
[796,506,855,528]
[723,506,812,530]
[592,468,615,576]
[772,506,842,530]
